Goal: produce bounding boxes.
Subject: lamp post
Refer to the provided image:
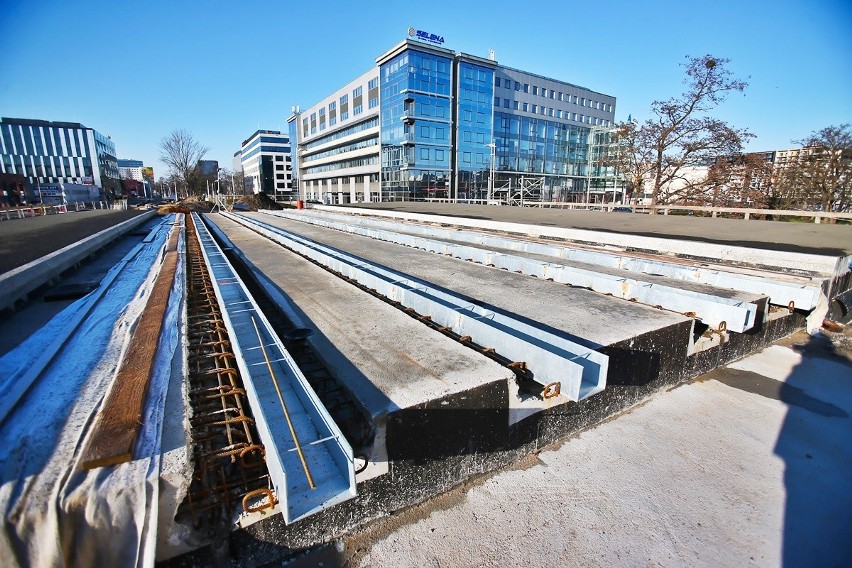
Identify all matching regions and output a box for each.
[485,143,496,203]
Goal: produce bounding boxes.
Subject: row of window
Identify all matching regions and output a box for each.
[303,117,379,151]
[302,137,378,164]
[495,77,612,113]
[493,97,610,126]
[303,154,379,175]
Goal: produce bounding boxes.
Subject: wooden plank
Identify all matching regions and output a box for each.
[80,219,181,469]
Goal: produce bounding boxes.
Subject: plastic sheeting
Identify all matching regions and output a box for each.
[0,216,190,567]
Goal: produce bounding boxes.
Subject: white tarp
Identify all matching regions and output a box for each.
[0,217,190,567]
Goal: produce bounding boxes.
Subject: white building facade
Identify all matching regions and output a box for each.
[239,130,293,200]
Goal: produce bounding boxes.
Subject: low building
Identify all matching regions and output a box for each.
[0,117,119,199]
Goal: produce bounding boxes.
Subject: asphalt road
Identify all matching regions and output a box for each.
[0,209,146,274]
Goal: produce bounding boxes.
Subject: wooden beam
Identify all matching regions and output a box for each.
[81,218,181,469]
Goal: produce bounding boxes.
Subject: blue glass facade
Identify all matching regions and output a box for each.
[380,48,453,200]
[493,112,592,197]
[454,60,494,200]
[290,38,618,205]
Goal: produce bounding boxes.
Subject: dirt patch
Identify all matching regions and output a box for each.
[157,196,213,215]
[232,193,287,211]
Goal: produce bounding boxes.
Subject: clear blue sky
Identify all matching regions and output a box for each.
[1,0,850,179]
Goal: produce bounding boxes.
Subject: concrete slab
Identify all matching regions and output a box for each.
[344,332,852,568]
[205,214,515,417]
[337,202,852,257]
[238,211,690,350]
[326,203,852,275]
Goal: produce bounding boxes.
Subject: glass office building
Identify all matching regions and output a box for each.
[289,38,617,204]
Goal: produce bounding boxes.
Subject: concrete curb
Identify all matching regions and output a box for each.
[0,210,157,312]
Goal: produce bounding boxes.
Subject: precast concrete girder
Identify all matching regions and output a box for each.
[263,211,757,333]
[192,213,356,524]
[223,212,609,402]
[273,209,821,312]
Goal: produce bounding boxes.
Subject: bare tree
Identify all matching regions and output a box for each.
[700,152,776,209]
[159,129,209,196]
[774,124,852,215]
[615,55,753,211]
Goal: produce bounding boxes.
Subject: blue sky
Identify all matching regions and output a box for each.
[1,0,850,179]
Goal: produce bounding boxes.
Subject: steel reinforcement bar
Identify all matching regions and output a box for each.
[192,213,355,525]
[223,212,608,402]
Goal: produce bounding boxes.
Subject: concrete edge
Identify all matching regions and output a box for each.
[317,205,844,275]
[0,210,157,312]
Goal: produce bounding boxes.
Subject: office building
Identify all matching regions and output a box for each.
[287,36,617,204]
[239,130,293,200]
[118,158,144,181]
[0,117,120,196]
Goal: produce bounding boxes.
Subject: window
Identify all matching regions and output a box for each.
[463,152,471,163]
[420,148,429,160]
[503,99,510,108]
[353,86,362,98]
[354,103,363,115]
[421,125,430,138]
[558,92,563,101]
[495,77,501,87]
[514,101,519,110]
[548,108,554,116]
[556,109,562,118]
[550,90,555,99]
[523,83,529,93]
[369,96,378,109]
[522,103,528,112]
[463,131,471,142]
[573,95,578,104]
[572,113,577,121]
[531,104,537,114]
[436,149,445,161]
[514,81,521,91]
[494,96,500,106]
[580,97,585,106]
[368,77,378,90]
[594,101,599,109]
[532,86,538,95]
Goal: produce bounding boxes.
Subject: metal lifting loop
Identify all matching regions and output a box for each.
[717,320,727,333]
[242,488,276,513]
[788,301,795,313]
[541,382,561,399]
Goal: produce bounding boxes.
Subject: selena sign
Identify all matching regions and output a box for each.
[408,27,445,45]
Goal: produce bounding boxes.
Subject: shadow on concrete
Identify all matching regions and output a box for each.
[718,335,852,566]
[774,337,852,566]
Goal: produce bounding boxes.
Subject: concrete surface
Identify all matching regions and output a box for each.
[206,214,514,415]
[239,212,689,350]
[344,330,852,568]
[339,202,852,257]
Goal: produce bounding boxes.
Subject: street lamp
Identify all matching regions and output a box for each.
[485,143,496,203]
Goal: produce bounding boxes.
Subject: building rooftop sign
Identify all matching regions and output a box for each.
[408,26,444,45]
